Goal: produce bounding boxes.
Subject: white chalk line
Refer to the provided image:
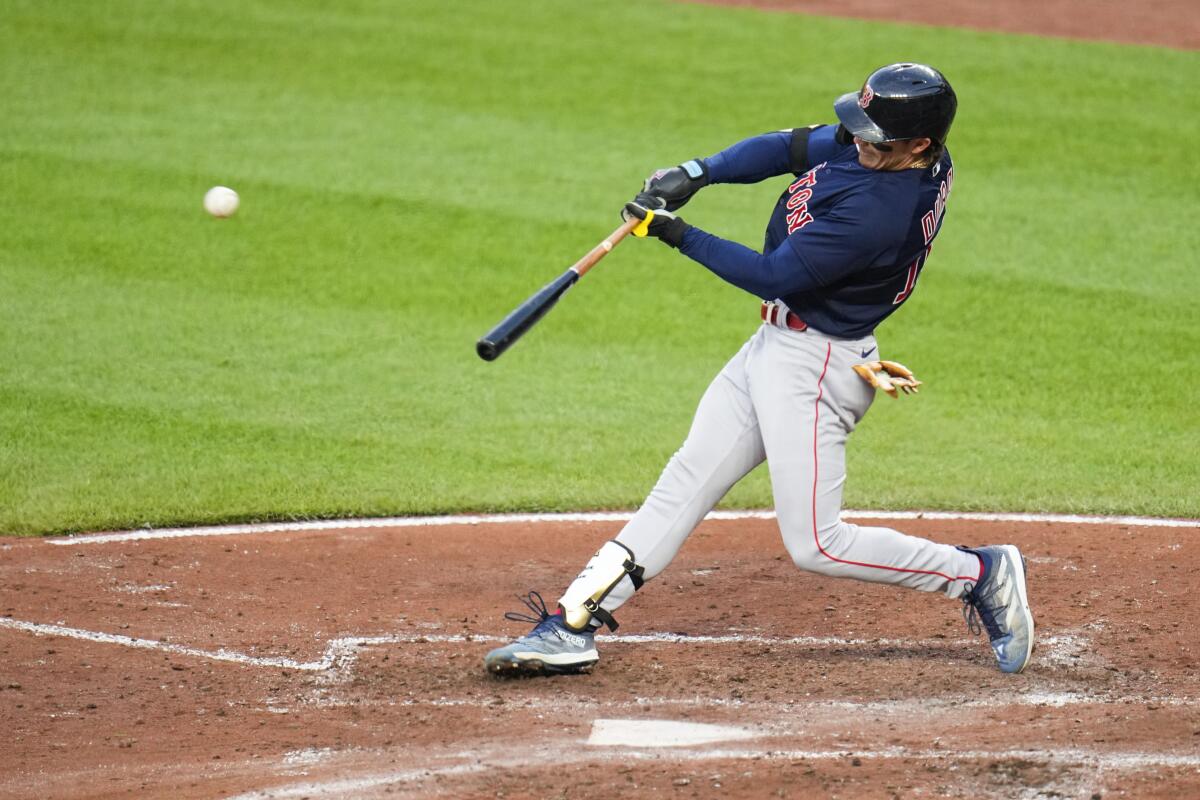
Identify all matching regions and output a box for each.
[0,618,996,672]
[224,742,1200,800]
[5,618,1186,715]
[0,617,320,669]
[0,617,1100,677]
[310,689,1193,715]
[46,508,1200,545]
[10,616,1183,720]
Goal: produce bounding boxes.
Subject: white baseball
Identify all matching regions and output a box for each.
[204,186,239,218]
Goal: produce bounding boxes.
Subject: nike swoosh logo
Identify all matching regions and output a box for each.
[860,346,876,359]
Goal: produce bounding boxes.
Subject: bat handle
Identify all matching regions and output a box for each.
[569,216,640,278]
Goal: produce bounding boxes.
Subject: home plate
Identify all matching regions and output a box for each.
[587,718,759,748]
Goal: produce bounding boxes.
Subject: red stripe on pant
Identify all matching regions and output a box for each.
[809,341,978,584]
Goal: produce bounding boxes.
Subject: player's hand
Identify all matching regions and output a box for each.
[622,193,690,248]
[852,360,923,398]
[641,159,709,211]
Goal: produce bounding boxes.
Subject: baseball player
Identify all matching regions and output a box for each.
[485,64,1034,677]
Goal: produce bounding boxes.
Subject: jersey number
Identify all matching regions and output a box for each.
[895,167,952,305]
[893,246,930,305]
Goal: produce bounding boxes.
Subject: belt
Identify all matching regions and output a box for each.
[760,301,808,331]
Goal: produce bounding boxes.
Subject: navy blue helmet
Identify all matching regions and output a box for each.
[834,63,957,145]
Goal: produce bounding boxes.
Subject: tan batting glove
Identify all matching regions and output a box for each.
[852,360,922,398]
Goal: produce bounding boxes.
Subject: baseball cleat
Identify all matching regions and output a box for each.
[960,545,1035,674]
[484,591,599,677]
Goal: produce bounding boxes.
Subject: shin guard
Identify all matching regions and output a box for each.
[557,540,645,632]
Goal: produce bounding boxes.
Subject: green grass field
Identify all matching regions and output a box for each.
[1,0,1197,535]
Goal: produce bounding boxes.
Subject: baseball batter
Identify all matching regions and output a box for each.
[486,64,1034,677]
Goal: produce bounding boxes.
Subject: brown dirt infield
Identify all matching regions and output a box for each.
[688,0,1200,50]
[2,515,1198,799]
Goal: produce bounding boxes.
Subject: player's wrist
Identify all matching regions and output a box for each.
[659,216,690,248]
[679,159,709,187]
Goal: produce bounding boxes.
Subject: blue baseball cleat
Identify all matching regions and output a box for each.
[960,545,1035,673]
[484,591,599,677]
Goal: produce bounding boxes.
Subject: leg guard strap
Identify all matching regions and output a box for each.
[584,603,619,632]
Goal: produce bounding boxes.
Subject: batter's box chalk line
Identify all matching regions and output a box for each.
[0,616,1117,681]
[45,508,1200,545]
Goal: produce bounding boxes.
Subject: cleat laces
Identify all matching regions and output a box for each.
[503,591,559,636]
[961,580,1005,640]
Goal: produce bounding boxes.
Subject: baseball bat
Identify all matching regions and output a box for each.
[476,216,641,361]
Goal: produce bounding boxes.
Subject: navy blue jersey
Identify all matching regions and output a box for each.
[681,124,953,338]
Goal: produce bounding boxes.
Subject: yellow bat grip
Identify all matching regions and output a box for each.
[631,209,655,238]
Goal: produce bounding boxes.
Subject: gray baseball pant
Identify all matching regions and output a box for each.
[565,321,982,618]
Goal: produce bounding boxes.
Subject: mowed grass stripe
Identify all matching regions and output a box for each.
[1,1,1197,534]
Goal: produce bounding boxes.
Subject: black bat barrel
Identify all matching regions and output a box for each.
[476,269,580,361]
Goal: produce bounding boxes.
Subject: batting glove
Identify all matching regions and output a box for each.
[641,159,709,211]
[852,360,923,398]
[622,193,690,249]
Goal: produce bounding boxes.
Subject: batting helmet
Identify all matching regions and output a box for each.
[833,63,957,145]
